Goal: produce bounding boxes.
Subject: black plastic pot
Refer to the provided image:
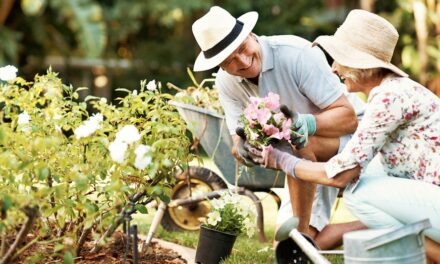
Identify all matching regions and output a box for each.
[195,225,237,264]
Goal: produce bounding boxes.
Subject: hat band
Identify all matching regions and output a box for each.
[203,20,244,59]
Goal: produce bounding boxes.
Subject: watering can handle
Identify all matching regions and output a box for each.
[363,218,431,250]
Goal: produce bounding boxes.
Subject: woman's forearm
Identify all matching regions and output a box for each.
[293,160,361,188]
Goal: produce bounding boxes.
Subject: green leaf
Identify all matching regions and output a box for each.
[85,95,100,101]
[1,194,13,211]
[159,193,170,204]
[38,167,50,181]
[63,251,74,264]
[54,243,64,252]
[115,88,131,93]
[134,204,148,214]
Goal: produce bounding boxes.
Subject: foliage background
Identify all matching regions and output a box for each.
[1,0,440,98]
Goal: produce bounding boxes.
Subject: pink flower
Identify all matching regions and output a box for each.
[249,96,262,106]
[264,92,280,110]
[280,127,291,141]
[282,118,292,130]
[262,124,279,136]
[273,112,285,125]
[244,103,258,122]
[256,108,271,125]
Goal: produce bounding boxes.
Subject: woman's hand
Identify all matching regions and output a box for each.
[248,140,302,178]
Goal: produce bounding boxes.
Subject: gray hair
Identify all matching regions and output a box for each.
[334,63,391,83]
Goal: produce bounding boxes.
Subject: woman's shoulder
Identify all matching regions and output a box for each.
[370,75,430,101]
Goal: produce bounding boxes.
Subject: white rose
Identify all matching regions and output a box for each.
[0,65,18,81]
[115,125,140,144]
[146,80,157,91]
[74,113,102,139]
[108,140,128,164]
[134,144,152,170]
[89,113,103,124]
[74,125,92,139]
[17,111,30,125]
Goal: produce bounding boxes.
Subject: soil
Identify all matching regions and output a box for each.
[10,231,187,264]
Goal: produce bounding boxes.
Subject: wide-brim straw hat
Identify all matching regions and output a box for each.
[192,6,258,72]
[313,9,408,77]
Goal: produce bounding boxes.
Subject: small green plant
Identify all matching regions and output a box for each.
[203,192,256,237]
[170,68,224,115]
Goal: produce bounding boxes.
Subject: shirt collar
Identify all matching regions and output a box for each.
[257,36,274,72]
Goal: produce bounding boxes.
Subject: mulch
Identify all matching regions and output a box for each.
[9,231,187,264]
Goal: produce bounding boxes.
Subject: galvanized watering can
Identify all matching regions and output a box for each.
[343,219,432,264]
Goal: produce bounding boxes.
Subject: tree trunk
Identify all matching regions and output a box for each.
[413,1,429,86]
[360,0,375,11]
[0,0,15,25]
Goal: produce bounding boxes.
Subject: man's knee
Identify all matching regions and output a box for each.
[307,136,340,161]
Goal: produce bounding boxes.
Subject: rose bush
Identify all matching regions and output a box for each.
[0,66,192,263]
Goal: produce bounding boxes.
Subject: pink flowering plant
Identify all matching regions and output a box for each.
[240,92,294,149]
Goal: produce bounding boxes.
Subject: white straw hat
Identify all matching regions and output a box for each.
[192,6,258,72]
[313,9,408,77]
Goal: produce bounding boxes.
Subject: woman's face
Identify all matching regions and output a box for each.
[331,62,364,93]
[219,34,262,79]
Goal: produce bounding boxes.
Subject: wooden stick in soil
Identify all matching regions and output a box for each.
[76,227,92,255]
[0,205,39,264]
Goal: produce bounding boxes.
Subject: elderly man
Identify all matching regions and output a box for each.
[191,6,366,249]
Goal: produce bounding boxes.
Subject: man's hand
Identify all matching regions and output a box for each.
[231,127,257,167]
[280,105,316,149]
[248,140,301,178]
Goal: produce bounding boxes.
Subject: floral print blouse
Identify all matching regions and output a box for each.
[325,74,440,186]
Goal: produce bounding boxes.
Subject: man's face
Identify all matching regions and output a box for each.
[219,34,262,79]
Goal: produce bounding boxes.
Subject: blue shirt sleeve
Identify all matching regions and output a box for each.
[293,46,344,109]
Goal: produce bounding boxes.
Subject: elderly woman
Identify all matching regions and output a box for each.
[249,9,440,261]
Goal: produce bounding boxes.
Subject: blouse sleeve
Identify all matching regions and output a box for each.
[325,88,407,178]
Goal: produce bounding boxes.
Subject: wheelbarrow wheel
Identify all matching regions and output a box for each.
[161,166,227,232]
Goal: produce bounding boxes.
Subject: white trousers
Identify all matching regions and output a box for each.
[344,174,440,243]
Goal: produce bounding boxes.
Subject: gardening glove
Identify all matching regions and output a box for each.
[280,105,316,149]
[233,127,258,167]
[248,140,301,178]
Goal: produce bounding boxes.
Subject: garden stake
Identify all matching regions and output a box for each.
[141,201,167,252]
[131,225,139,264]
[122,211,132,264]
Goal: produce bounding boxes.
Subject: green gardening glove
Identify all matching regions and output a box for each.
[280,105,316,149]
